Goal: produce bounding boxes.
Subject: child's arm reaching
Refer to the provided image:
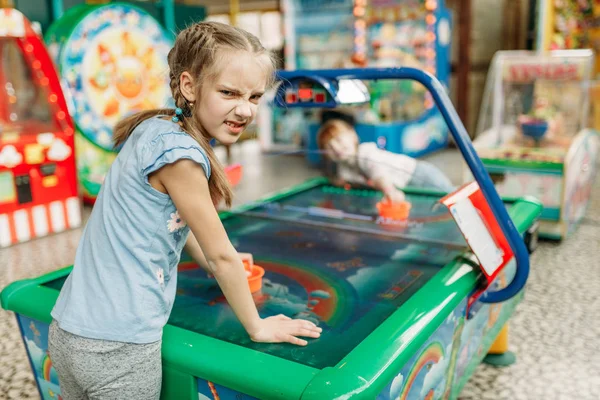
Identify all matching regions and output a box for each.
[156,159,322,346]
[354,146,407,203]
[368,174,406,204]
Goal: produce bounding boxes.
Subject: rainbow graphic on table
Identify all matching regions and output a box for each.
[399,341,445,400]
[42,353,60,385]
[258,260,356,327]
[177,259,356,328]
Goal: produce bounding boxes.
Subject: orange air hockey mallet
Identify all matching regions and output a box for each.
[376,199,412,221]
[239,253,265,293]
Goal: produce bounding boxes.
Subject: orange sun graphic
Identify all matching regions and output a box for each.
[85,30,168,120]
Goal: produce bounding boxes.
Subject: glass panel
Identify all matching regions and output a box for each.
[0,38,57,131]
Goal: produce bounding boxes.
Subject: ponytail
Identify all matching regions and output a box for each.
[111,21,277,209]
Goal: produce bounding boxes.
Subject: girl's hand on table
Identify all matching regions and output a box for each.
[248,315,322,346]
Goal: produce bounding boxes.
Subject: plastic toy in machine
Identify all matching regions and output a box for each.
[44,3,173,203]
[0,7,80,248]
[470,50,600,240]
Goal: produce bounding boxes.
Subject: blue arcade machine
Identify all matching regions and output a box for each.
[272,0,452,164]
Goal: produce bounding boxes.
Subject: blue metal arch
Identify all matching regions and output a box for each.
[275,67,530,304]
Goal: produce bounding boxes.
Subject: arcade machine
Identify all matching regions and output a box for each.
[470,50,600,240]
[535,0,600,129]
[536,0,599,68]
[44,2,173,203]
[260,0,358,152]
[347,0,452,156]
[0,7,80,248]
[2,68,543,400]
[262,0,452,164]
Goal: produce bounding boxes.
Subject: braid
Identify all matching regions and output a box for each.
[115,21,276,207]
[170,78,185,109]
[120,21,276,207]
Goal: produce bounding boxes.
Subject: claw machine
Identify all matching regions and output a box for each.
[0,7,80,248]
[469,50,600,240]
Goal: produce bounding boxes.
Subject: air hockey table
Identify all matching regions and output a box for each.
[2,68,542,400]
[1,178,541,400]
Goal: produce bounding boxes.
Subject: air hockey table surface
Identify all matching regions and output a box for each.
[2,177,542,400]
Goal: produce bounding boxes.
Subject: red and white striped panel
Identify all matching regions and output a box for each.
[0,197,81,248]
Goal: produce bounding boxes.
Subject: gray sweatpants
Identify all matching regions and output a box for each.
[48,320,162,400]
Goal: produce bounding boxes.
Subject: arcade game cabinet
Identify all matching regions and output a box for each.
[471,50,600,240]
[264,0,451,162]
[0,7,80,248]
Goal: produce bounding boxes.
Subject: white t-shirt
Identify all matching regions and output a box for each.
[337,142,417,188]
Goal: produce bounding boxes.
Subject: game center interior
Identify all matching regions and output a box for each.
[1,1,599,400]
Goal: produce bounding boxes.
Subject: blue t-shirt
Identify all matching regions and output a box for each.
[51,116,210,343]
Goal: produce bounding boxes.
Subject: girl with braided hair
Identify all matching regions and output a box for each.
[48,22,321,399]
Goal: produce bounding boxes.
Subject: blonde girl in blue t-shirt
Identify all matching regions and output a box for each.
[48,22,322,399]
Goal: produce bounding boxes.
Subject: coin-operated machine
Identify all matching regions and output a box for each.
[0,7,81,248]
[470,50,600,240]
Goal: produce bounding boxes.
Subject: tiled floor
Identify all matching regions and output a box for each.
[1,141,599,399]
